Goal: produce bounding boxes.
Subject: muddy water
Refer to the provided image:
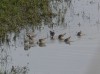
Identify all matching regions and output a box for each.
[0,0,100,74]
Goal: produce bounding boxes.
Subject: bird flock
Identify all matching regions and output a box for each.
[24,30,83,50]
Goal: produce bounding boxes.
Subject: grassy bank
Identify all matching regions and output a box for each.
[0,0,52,38]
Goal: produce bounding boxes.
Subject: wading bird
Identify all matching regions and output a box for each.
[77,31,84,37]
[50,30,55,39]
[64,36,71,44]
[58,33,66,40]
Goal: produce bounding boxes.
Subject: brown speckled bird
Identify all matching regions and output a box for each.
[58,33,66,40]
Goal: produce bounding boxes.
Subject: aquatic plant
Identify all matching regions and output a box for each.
[0,0,52,38]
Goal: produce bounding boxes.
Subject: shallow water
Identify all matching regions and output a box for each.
[0,0,100,74]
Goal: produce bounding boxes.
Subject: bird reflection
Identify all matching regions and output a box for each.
[38,43,46,47]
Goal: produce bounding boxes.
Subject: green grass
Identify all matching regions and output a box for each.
[0,0,52,38]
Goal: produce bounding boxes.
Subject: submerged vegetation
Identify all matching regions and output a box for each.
[0,0,52,38]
